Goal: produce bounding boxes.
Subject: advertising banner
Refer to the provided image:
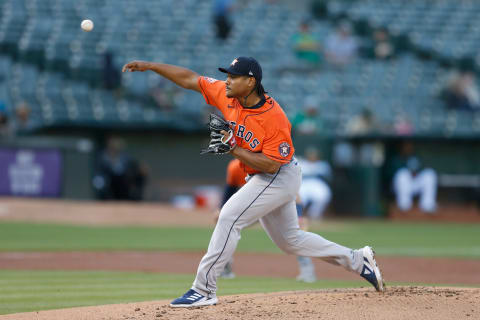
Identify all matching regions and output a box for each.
[0,148,63,197]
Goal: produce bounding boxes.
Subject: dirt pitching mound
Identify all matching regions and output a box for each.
[2,287,478,320]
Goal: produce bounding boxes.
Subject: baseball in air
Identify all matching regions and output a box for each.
[81,19,94,32]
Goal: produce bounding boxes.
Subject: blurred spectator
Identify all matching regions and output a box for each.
[291,96,322,135]
[93,137,148,201]
[332,140,355,167]
[368,27,396,60]
[103,52,121,91]
[298,146,332,219]
[0,102,11,138]
[440,71,480,111]
[391,142,437,213]
[0,113,8,137]
[324,21,358,68]
[10,101,37,135]
[393,113,413,136]
[213,0,235,41]
[359,141,385,167]
[332,139,384,168]
[291,21,322,66]
[128,160,149,201]
[346,108,382,135]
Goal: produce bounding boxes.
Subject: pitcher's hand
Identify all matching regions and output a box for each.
[122,61,150,72]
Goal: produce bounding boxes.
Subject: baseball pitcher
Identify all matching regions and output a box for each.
[122,57,385,308]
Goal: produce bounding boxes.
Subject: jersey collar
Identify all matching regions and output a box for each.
[240,95,267,110]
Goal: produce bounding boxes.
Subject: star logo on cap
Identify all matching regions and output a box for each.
[231,59,238,66]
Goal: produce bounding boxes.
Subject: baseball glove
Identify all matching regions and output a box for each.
[200,113,237,155]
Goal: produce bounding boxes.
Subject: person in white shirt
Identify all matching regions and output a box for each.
[325,21,358,68]
[298,146,333,220]
[392,142,437,213]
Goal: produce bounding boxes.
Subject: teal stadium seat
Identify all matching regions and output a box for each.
[0,0,478,136]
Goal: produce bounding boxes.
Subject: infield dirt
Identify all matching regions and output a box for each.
[1,287,479,320]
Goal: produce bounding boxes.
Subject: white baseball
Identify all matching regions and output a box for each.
[81,19,94,32]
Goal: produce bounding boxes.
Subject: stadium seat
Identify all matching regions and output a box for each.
[0,0,477,136]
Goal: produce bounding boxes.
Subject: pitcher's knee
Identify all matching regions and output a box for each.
[276,233,303,255]
[217,212,235,226]
[276,243,297,254]
[217,210,249,231]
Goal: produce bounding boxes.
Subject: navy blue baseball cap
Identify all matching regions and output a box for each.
[219,57,263,83]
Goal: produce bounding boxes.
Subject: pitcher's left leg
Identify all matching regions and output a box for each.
[260,202,385,291]
[260,201,362,272]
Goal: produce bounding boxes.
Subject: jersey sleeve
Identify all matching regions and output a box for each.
[198,76,227,112]
[262,126,294,163]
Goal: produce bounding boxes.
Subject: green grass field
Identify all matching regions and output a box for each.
[0,220,479,258]
[1,220,479,315]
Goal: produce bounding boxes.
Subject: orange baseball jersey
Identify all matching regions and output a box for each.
[198,76,295,175]
[226,159,247,187]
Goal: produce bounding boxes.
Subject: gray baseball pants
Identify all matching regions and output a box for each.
[192,158,364,297]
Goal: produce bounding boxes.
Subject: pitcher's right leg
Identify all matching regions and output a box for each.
[191,171,294,298]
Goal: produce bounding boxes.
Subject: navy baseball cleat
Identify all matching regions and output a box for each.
[360,246,385,292]
[170,289,218,308]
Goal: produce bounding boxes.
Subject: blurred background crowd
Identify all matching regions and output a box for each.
[1,0,480,218]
